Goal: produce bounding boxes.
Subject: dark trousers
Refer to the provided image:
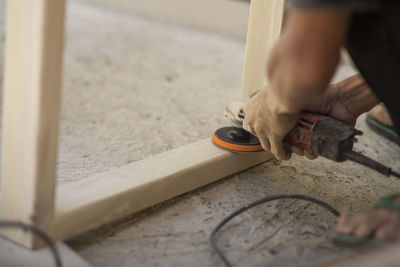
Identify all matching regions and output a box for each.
[346,2,400,133]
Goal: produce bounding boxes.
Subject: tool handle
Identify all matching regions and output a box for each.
[284,112,328,152]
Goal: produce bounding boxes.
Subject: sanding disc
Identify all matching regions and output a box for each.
[212,126,263,152]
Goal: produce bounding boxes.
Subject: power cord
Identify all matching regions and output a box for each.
[210,194,341,267]
[0,221,62,267]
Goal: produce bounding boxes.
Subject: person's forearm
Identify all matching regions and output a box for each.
[266,39,341,115]
[334,74,380,117]
[265,8,350,115]
[303,73,381,125]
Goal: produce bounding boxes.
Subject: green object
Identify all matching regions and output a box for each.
[374,193,400,211]
[366,115,400,145]
[331,232,376,247]
[332,193,400,246]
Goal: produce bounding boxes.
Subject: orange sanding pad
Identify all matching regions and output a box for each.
[212,127,263,152]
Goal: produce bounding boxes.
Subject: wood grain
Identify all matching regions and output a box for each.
[50,139,272,241]
[0,0,65,248]
[241,0,285,98]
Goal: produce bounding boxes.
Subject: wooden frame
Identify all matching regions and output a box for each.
[1,0,65,248]
[242,0,285,98]
[0,0,284,249]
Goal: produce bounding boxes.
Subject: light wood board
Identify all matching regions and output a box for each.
[50,139,271,241]
[0,0,65,248]
[241,0,285,98]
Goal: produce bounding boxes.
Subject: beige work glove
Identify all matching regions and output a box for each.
[243,88,299,160]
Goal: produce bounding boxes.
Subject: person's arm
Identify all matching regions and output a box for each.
[244,8,351,160]
[306,74,380,126]
[267,8,350,114]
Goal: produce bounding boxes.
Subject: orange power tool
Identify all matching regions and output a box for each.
[212,111,400,178]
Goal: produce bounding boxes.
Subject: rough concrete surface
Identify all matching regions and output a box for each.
[57,0,243,184]
[0,1,399,266]
[0,238,92,267]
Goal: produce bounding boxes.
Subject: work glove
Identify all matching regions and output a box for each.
[243,88,299,161]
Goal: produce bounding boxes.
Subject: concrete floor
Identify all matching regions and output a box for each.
[1,1,400,266]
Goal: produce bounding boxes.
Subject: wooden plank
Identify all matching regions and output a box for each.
[81,0,250,39]
[241,0,285,98]
[0,238,92,267]
[0,0,65,248]
[50,139,272,241]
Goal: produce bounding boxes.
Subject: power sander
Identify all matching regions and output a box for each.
[212,100,400,179]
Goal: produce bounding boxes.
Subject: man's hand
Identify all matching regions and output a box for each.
[243,8,350,161]
[243,75,380,161]
[243,88,298,160]
[305,74,380,126]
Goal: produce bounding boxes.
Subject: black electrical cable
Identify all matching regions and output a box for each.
[0,221,62,267]
[210,194,341,267]
[344,150,400,179]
